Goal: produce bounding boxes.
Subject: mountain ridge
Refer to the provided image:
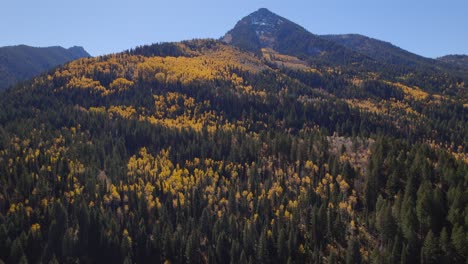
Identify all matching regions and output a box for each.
[320,33,434,66]
[222,8,372,66]
[437,54,468,71]
[0,44,90,90]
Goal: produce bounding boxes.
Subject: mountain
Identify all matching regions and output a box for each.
[0,45,90,90]
[438,54,468,70]
[222,8,371,65]
[321,34,435,67]
[0,10,466,264]
[223,8,466,97]
[321,34,468,79]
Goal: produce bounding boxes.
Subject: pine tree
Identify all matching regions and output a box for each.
[416,182,433,235]
[48,254,59,264]
[185,233,195,264]
[257,229,269,263]
[18,255,28,264]
[216,232,230,263]
[0,224,10,262]
[439,227,452,263]
[328,251,337,264]
[239,250,248,264]
[400,243,409,264]
[277,228,288,263]
[346,237,362,264]
[230,240,240,264]
[9,237,25,264]
[422,230,440,264]
[451,224,467,260]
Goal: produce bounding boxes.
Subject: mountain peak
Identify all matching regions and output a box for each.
[222,8,296,51]
[246,8,285,29]
[222,8,362,65]
[67,46,91,57]
[249,8,281,20]
[255,8,274,14]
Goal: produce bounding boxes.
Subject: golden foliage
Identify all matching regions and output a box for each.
[50,43,267,98]
[31,223,41,234]
[386,81,430,101]
[109,77,134,92]
[262,48,318,72]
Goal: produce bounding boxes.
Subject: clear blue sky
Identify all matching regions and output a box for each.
[1,0,467,58]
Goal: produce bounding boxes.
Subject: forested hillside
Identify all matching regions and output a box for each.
[0,45,90,90]
[438,55,468,71]
[0,9,467,264]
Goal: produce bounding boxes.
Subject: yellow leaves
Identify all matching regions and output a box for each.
[108,106,137,119]
[178,192,185,206]
[137,55,216,84]
[350,220,357,231]
[123,43,265,93]
[284,210,292,220]
[337,177,350,194]
[109,77,134,91]
[155,72,166,83]
[172,199,179,209]
[275,209,281,218]
[103,195,110,205]
[127,147,161,179]
[125,148,215,210]
[246,192,254,202]
[262,48,311,71]
[8,203,17,214]
[144,182,155,197]
[123,229,132,244]
[67,76,106,92]
[41,198,48,208]
[301,176,311,186]
[298,244,306,254]
[89,106,106,114]
[31,223,41,235]
[137,51,253,85]
[288,200,298,209]
[144,92,236,133]
[110,185,121,202]
[155,197,162,209]
[267,182,283,200]
[386,81,429,101]
[68,160,85,175]
[267,229,273,238]
[339,201,347,210]
[304,160,318,172]
[345,99,383,114]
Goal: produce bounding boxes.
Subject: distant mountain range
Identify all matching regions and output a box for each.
[0,45,90,90]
